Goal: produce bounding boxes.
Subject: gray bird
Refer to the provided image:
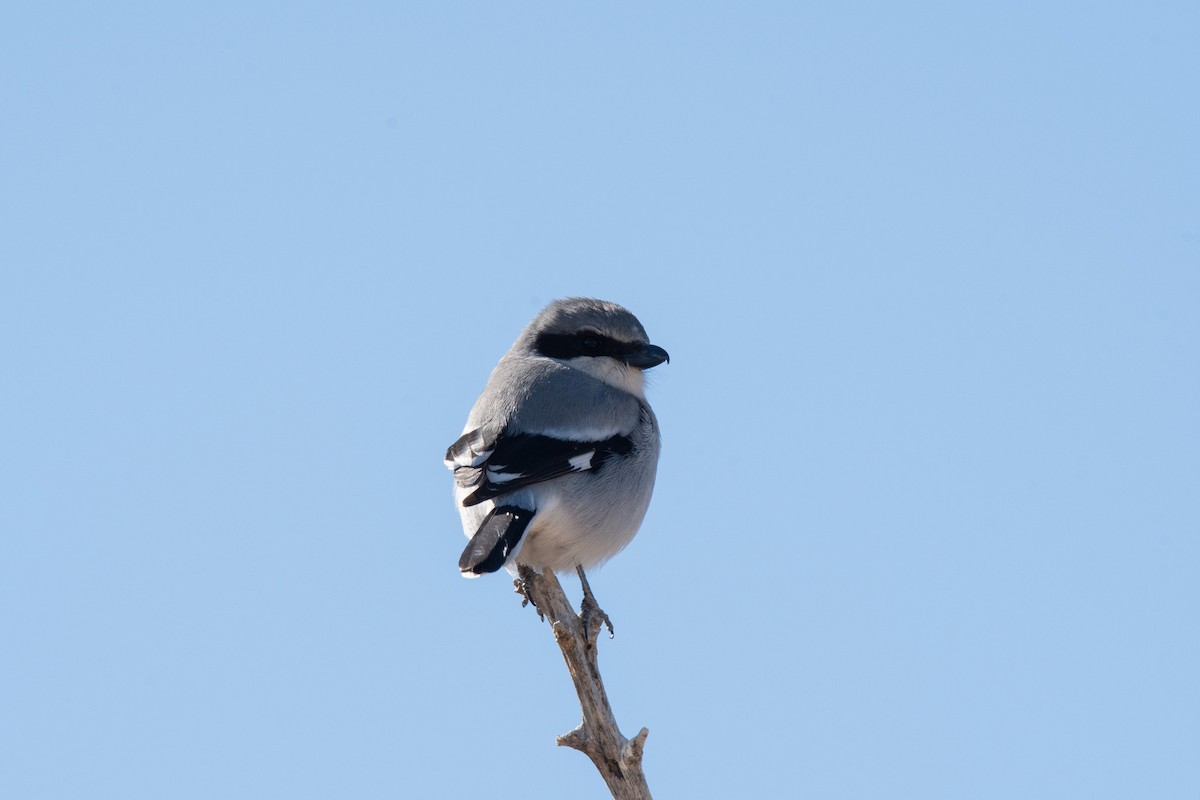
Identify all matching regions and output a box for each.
[445,298,669,583]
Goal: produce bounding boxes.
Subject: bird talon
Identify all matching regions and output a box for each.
[581,600,614,640]
[514,575,545,621]
[576,565,615,639]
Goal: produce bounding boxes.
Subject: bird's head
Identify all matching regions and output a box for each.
[522,297,669,397]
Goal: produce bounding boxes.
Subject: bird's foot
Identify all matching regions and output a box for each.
[514,567,545,622]
[576,565,614,640]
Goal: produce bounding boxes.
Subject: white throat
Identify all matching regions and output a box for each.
[566,356,646,399]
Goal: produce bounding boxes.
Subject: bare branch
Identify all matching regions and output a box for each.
[516,565,652,800]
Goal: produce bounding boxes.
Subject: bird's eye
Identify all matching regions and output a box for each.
[582,336,601,351]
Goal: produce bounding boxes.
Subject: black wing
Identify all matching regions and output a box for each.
[447,429,633,507]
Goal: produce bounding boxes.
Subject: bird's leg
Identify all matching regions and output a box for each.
[576,565,614,640]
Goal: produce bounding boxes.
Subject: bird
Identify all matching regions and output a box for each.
[445,297,669,597]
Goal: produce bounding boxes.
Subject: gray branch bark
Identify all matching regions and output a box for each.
[517,565,652,800]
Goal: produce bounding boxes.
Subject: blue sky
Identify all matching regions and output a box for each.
[2,3,1197,798]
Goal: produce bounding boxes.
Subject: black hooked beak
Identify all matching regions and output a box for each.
[621,343,670,370]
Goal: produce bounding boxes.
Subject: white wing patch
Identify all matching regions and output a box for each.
[568,451,595,471]
[486,469,524,484]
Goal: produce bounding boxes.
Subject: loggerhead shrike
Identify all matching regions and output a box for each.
[445,298,669,582]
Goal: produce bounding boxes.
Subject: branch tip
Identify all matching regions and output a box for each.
[620,727,649,769]
[556,724,589,752]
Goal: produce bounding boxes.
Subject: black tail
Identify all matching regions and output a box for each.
[458,505,534,576]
